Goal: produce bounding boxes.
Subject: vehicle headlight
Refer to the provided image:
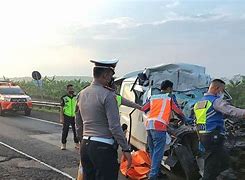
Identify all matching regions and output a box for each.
[3,97,11,102]
[26,97,32,102]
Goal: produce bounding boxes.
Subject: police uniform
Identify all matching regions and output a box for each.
[77,60,130,180]
[61,93,79,145]
[194,92,245,180]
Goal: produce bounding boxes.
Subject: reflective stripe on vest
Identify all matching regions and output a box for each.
[117,95,122,107]
[63,96,77,117]
[147,94,171,125]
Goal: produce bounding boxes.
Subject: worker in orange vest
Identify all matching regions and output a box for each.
[142,80,185,180]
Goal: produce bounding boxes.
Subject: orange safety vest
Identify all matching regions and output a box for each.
[146,94,172,126]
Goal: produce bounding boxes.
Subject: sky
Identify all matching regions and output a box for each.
[0,0,245,78]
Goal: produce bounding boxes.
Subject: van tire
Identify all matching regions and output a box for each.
[174,144,201,180]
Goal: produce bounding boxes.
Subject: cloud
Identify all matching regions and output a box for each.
[69,11,243,42]
[92,34,130,40]
[149,12,236,26]
[77,17,141,30]
[101,17,141,29]
[165,0,180,9]
[69,17,141,41]
[241,14,245,19]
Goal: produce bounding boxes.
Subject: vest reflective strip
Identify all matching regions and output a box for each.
[206,111,216,119]
[157,99,167,120]
[207,109,215,116]
[198,130,211,134]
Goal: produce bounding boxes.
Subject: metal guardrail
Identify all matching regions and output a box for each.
[32,101,61,108]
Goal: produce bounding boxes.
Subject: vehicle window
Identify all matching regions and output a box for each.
[115,84,121,95]
[151,88,161,95]
[121,83,135,102]
[0,87,25,95]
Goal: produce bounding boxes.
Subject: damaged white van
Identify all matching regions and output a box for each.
[116,63,232,179]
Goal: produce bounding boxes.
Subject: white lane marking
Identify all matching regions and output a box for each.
[21,116,62,126]
[0,141,75,180]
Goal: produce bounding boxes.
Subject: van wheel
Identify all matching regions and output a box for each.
[174,145,201,180]
[25,109,31,116]
[0,106,5,116]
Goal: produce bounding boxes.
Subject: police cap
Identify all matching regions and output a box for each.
[90,59,118,73]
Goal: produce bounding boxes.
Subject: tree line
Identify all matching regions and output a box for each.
[15,75,244,108]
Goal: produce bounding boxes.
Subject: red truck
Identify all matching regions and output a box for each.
[0,81,32,116]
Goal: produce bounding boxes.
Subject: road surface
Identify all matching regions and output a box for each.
[0,111,183,179]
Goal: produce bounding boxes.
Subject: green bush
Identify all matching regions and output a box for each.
[16,77,90,102]
[226,75,245,108]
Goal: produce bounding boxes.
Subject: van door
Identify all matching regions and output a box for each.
[119,81,147,150]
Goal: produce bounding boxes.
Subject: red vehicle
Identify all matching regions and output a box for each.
[0,82,32,116]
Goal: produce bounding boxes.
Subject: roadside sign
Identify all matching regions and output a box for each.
[32,71,42,81]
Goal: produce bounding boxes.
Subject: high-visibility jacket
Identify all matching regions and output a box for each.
[142,93,184,131]
[148,94,172,123]
[194,95,224,134]
[61,95,77,117]
[144,94,172,131]
[116,95,122,107]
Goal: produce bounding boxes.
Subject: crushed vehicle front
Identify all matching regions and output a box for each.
[135,63,211,122]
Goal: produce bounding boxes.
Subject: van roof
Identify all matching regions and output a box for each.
[116,63,211,91]
[118,63,206,79]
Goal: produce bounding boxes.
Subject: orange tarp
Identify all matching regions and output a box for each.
[120,150,151,180]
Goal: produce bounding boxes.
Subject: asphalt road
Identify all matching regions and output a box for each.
[0,112,82,179]
[0,111,183,180]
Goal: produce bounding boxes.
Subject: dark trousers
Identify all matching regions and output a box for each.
[80,139,119,180]
[61,115,79,144]
[200,132,229,180]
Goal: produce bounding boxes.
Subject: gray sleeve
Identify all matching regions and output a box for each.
[75,110,83,141]
[121,97,142,110]
[105,93,130,150]
[213,98,245,119]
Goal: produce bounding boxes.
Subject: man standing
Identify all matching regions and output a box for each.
[77,60,132,180]
[142,80,184,180]
[194,79,245,180]
[60,84,79,150]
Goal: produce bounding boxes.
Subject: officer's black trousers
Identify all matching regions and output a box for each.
[200,132,229,180]
[80,139,119,180]
[61,115,79,144]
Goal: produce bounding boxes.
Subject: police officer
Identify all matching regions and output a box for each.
[194,79,245,180]
[60,84,79,150]
[77,59,132,180]
[75,81,141,142]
